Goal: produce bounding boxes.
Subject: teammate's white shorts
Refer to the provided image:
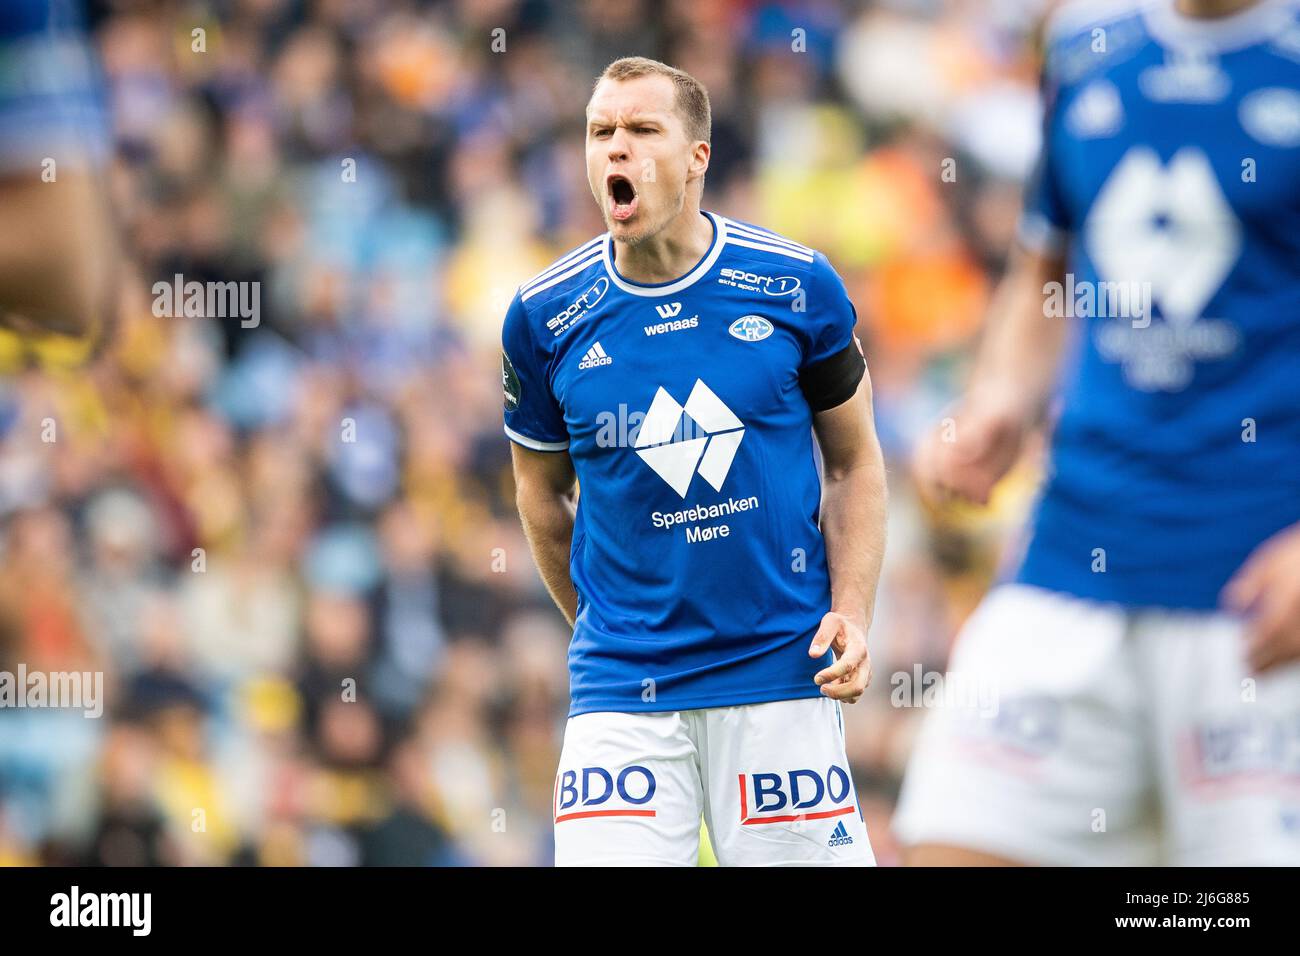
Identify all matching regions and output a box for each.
[893,584,1300,865]
[553,696,876,866]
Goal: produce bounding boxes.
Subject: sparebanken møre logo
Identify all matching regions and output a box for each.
[635,380,744,498]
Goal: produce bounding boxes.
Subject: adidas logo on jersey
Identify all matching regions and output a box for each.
[827,820,854,847]
[578,342,612,370]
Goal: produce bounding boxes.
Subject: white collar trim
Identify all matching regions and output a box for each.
[601,211,727,298]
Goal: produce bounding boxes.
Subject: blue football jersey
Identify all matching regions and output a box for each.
[0,0,109,172]
[503,212,860,716]
[1014,0,1300,609]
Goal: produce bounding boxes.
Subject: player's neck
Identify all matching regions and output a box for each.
[611,207,714,285]
[1174,0,1261,19]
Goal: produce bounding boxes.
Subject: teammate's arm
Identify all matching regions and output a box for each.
[912,241,1067,505]
[0,171,118,340]
[511,444,580,627]
[808,368,887,703]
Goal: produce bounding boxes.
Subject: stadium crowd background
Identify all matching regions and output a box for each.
[0,0,1057,866]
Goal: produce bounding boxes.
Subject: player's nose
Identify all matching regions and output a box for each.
[606,128,631,162]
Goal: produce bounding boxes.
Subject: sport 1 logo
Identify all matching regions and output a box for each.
[737,766,856,825]
[717,269,801,296]
[554,765,657,822]
[547,277,610,337]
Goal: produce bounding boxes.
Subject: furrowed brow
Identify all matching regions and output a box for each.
[588,109,664,128]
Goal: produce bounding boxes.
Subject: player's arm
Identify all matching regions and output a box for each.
[799,255,884,703]
[912,240,1067,505]
[916,25,1074,506]
[809,366,888,703]
[511,444,579,627]
[0,171,118,341]
[502,289,579,626]
[0,8,119,343]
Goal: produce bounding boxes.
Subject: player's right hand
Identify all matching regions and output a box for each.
[913,390,1029,507]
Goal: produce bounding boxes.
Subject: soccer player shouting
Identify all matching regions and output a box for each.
[503,57,887,866]
[896,0,1300,865]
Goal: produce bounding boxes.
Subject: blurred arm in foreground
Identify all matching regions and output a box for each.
[912,242,1066,507]
[0,0,118,346]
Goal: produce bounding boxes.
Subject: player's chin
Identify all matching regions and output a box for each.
[606,215,647,245]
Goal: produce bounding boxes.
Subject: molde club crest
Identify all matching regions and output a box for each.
[729,314,774,342]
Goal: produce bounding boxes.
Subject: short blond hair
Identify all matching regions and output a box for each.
[593,56,711,145]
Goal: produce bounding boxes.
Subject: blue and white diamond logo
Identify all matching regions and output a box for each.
[634,380,744,498]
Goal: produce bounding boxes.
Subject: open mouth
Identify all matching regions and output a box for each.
[606,174,638,222]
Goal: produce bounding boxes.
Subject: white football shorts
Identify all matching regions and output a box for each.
[553,696,876,866]
[893,584,1300,865]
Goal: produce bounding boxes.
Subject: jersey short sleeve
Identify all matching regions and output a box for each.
[798,252,866,412]
[501,291,569,451]
[801,252,860,368]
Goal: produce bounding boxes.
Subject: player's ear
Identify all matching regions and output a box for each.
[689,140,710,182]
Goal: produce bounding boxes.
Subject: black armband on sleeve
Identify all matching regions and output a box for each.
[798,342,865,412]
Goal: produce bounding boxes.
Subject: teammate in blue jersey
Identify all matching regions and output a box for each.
[896,0,1300,865]
[503,57,888,866]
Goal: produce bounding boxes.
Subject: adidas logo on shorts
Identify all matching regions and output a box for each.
[827,820,854,847]
[578,341,612,370]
